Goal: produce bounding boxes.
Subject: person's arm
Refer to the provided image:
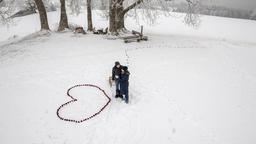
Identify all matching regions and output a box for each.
[112,67,115,80]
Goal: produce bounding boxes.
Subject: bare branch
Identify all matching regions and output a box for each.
[123,0,143,14]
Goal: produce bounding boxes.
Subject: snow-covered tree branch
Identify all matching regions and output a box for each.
[107,0,201,33]
[0,0,15,25]
[69,0,84,16]
[184,0,201,27]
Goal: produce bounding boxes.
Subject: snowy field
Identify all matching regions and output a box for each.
[0,11,256,144]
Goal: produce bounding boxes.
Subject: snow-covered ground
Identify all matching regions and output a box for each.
[0,11,256,144]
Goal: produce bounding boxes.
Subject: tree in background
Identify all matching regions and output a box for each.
[24,0,57,13]
[58,0,69,31]
[107,0,201,34]
[109,0,144,34]
[68,0,93,31]
[0,0,15,25]
[69,0,83,16]
[108,0,173,34]
[184,0,201,27]
[87,0,93,31]
[43,0,57,12]
[67,0,201,34]
[25,0,37,13]
[34,0,50,30]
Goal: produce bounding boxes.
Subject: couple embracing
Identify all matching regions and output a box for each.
[112,61,130,104]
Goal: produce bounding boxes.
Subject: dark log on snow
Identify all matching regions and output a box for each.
[75,27,86,34]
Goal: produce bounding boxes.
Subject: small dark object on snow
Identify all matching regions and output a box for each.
[93,27,108,35]
[75,27,86,34]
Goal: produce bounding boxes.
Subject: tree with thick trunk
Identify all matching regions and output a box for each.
[109,0,117,33]
[108,0,200,34]
[58,0,69,31]
[87,0,93,31]
[115,0,124,30]
[109,0,143,33]
[34,0,50,30]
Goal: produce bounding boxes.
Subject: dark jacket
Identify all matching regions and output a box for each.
[112,66,122,80]
[120,71,130,91]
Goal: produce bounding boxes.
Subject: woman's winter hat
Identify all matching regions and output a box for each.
[123,66,128,71]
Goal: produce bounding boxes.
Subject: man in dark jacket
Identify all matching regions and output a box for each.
[120,66,130,104]
[112,61,122,98]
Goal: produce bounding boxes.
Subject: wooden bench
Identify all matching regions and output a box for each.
[123,26,148,43]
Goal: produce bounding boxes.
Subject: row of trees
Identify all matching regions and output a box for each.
[173,2,256,20]
[1,0,201,34]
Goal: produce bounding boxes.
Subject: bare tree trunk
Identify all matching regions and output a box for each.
[87,0,93,31]
[58,0,69,31]
[109,0,117,34]
[109,0,143,33]
[34,0,50,30]
[116,0,125,30]
[116,13,124,30]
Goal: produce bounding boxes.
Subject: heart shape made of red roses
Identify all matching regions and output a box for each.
[56,84,111,123]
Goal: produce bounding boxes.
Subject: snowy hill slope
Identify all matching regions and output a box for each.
[0,11,256,144]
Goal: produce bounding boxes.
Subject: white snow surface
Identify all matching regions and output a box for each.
[0,11,256,144]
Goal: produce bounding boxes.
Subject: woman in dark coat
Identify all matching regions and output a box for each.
[120,66,130,104]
